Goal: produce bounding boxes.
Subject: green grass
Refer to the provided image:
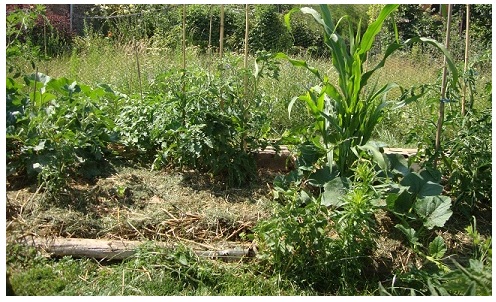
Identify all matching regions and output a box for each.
[7,243,312,296]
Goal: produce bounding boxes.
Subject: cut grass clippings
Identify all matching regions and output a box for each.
[6,163,314,295]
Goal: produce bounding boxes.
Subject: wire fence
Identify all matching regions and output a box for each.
[34,4,490,111]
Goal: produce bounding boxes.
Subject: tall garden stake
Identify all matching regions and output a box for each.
[434,4,452,156]
[461,4,470,116]
[208,5,213,71]
[242,4,249,151]
[182,5,186,71]
[181,4,186,126]
[219,5,225,110]
[219,5,224,60]
[134,39,143,102]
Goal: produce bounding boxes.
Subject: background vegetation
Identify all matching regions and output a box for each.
[5,4,492,296]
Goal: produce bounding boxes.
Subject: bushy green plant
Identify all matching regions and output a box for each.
[440,108,491,212]
[254,192,336,290]
[406,58,491,214]
[115,53,274,186]
[379,217,492,296]
[6,74,122,193]
[256,160,382,292]
[6,4,46,75]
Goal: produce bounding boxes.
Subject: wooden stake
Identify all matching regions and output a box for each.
[208,6,213,69]
[434,4,452,155]
[43,18,47,57]
[219,5,225,110]
[33,67,38,107]
[461,4,470,116]
[219,5,224,60]
[181,4,186,126]
[134,40,143,102]
[182,5,186,70]
[242,4,250,152]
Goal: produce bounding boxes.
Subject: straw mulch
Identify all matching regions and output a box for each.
[6,166,278,251]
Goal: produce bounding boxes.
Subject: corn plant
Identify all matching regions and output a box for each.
[281,4,458,177]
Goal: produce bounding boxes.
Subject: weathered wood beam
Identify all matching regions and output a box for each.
[20,236,256,262]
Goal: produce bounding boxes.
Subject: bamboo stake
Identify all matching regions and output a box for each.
[434,4,452,155]
[243,4,249,78]
[242,4,250,152]
[134,39,143,102]
[219,5,225,110]
[182,5,186,71]
[219,5,224,60]
[43,17,47,57]
[181,4,186,126]
[33,67,38,107]
[461,4,470,116]
[208,5,213,69]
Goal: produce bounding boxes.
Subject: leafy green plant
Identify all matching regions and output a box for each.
[378,217,492,296]
[6,73,122,193]
[439,107,491,212]
[254,192,335,290]
[349,146,490,296]
[6,4,46,76]
[346,142,455,275]
[406,60,491,214]
[358,145,454,269]
[115,53,275,186]
[256,160,382,292]
[280,4,458,178]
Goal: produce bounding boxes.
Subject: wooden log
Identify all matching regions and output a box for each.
[20,236,256,262]
[22,236,150,260]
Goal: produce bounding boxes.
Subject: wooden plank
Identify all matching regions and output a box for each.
[383,148,418,157]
